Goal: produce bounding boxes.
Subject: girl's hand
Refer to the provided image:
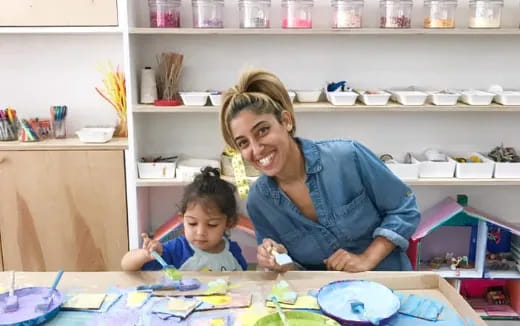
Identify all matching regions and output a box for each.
[257,238,295,272]
[324,249,373,272]
[141,233,163,259]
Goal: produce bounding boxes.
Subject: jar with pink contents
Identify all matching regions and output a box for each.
[379,0,413,28]
[282,0,313,29]
[332,0,364,28]
[148,0,181,28]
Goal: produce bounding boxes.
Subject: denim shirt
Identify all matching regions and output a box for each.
[246,138,420,271]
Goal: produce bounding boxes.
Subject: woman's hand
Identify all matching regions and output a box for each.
[142,233,163,259]
[257,238,295,272]
[324,249,374,272]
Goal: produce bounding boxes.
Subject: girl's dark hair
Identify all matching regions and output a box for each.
[180,166,238,227]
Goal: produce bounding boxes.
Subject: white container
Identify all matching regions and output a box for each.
[176,158,220,181]
[239,0,271,28]
[417,152,456,178]
[493,91,520,105]
[288,91,296,103]
[209,93,222,106]
[380,0,413,28]
[180,92,210,106]
[295,90,321,102]
[469,0,503,28]
[75,127,115,143]
[391,91,428,105]
[357,90,391,105]
[460,90,494,105]
[138,161,177,179]
[427,91,460,106]
[331,0,364,29]
[192,0,224,28]
[493,162,520,178]
[326,91,358,105]
[282,0,313,28]
[382,153,420,180]
[452,152,495,179]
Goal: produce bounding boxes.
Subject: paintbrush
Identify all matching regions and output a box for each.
[150,251,182,281]
[35,270,64,313]
[4,271,18,313]
[271,296,289,326]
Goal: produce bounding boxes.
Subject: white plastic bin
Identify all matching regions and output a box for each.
[460,90,494,105]
[391,91,428,105]
[381,153,420,180]
[417,151,456,178]
[493,91,520,105]
[451,152,495,178]
[180,92,210,106]
[326,91,358,105]
[176,158,220,181]
[428,91,460,106]
[357,90,391,105]
[138,161,177,179]
[295,90,321,102]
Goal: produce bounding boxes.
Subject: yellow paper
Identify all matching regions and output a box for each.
[265,295,319,310]
[126,291,149,308]
[211,317,226,326]
[201,295,232,306]
[63,293,107,309]
[168,298,198,312]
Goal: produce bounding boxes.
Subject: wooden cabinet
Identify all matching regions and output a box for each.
[0,0,118,27]
[0,148,128,271]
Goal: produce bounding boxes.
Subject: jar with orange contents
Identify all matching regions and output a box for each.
[424,0,457,28]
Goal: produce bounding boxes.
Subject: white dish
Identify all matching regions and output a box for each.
[176,158,220,182]
[295,90,321,103]
[179,92,210,106]
[75,127,115,143]
[493,91,520,105]
[209,93,222,106]
[357,90,391,106]
[460,90,494,105]
[381,153,420,180]
[428,92,460,106]
[391,91,428,106]
[326,91,358,105]
[451,152,495,179]
[287,91,296,103]
[138,161,177,179]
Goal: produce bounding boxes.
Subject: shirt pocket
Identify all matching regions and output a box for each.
[332,189,381,243]
[282,229,325,266]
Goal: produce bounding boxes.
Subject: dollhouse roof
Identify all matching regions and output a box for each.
[411,197,520,242]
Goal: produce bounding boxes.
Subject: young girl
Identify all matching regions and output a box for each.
[121,167,248,272]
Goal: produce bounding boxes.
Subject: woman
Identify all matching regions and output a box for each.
[220,69,420,272]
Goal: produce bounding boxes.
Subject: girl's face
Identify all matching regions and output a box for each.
[230,110,292,177]
[183,202,229,253]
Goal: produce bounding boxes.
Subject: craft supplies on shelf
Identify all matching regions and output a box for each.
[138,155,178,179]
[424,0,457,28]
[148,0,181,27]
[488,145,520,178]
[0,107,18,141]
[417,149,457,178]
[281,0,313,29]
[460,90,495,105]
[390,90,428,105]
[155,52,184,106]
[18,118,41,142]
[452,152,495,178]
[221,151,260,178]
[468,0,503,28]
[380,152,420,180]
[493,91,520,106]
[427,90,460,105]
[180,92,210,106]
[76,127,115,143]
[209,91,222,105]
[50,105,67,139]
[176,158,220,181]
[356,89,391,105]
[95,62,127,137]
[379,0,413,28]
[326,91,358,105]
[295,90,321,102]
[239,0,271,28]
[140,67,158,104]
[331,0,363,29]
[192,0,224,28]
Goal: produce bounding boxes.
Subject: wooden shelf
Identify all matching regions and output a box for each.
[136,177,520,187]
[0,138,128,151]
[129,27,520,36]
[485,270,520,279]
[0,27,123,35]
[133,102,520,113]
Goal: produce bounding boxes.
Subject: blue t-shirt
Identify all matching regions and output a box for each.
[247,137,421,271]
[142,236,248,272]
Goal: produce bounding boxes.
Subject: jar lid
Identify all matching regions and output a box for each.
[149,0,181,4]
[424,0,457,4]
[380,0,413,4]
[281,0,314,5]
[239,0,271,5]
[192,0,224,5]
[469,0,503,4]
[331,0,364,6]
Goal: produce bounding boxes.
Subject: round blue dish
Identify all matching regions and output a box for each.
[0,287,64,326]
[317,280,400,326]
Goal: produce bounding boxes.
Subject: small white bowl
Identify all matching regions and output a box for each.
[209,93,222,106]
[295,90,321,103]
[326,91,358,106]
[357,90,391,106]
[179,92,210,106]
[76,127,115,143]
[287,91,296,103]
[460,90,494,105]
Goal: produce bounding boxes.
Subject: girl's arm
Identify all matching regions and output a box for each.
[121,233,163,271]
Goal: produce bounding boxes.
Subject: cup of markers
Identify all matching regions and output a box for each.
[50,106,68,139]
[0,107,19,141]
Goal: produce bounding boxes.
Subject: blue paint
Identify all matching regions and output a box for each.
[397,293,443,321]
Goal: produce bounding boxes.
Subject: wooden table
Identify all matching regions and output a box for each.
[0,271,485,325]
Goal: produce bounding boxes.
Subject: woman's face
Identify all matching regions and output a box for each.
[230,110,292,177]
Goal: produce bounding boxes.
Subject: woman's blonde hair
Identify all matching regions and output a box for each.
[220,69,296,148]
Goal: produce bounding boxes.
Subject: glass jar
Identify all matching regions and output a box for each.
[282,0,313,29]
[424,0,457,28]
[469,0,503,28]
[239,0,271,28]
[331,0,364,28]
[379,0,413,28]
[192,0,224,28]
[148,0,181,28]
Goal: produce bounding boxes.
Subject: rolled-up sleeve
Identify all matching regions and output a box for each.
[352,141,420,250]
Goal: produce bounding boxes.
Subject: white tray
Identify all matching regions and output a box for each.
[452,152,495,179]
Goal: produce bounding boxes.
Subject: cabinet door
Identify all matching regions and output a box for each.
[0,0,118,26]
[0,150,128,271]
